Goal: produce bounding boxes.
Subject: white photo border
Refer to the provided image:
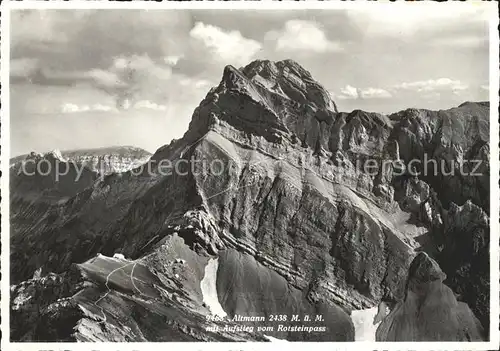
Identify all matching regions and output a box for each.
[1,1,498,350]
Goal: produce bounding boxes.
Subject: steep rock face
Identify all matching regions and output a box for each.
[216,249,354,341]
[438,201,490,331]
[376,252,484,341]
[9,59,489,342]
[11,269,85,341]
[172,130,414,311]
[389,103,489,213]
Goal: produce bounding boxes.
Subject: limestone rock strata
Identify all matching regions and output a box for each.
[9,59,489,342]
[61,146,152,174]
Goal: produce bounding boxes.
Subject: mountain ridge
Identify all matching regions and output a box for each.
[10,145,152,170]
[9,59,490,342]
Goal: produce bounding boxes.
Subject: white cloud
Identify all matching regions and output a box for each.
[93,104,115,112]
[360,88,392,99]
[112,57,129,71]
[86,54,175,109]
[134,100,167,111]
[61,103,116,113]
[61,103,85,113]
[110,54,173,81]
[335,85,392,100]
[61,100,168,113]
[179,77,213,90]
[87,69,128,91]
[480,84,489,91]
[195,80,211,89]
[393,78,468,93]
[334,78,471,102]
[265,20,343,53]
[190,22,262,66]
[336,85,360,100]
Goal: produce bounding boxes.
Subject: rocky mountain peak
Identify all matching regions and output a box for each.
[15,149,67,165]
[242,59,311,78]
[239,59,338,112]
[406,252,446,292]
[377,252,484,341]
[182,59,340,157]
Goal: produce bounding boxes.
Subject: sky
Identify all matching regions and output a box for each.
[9,5,494,157]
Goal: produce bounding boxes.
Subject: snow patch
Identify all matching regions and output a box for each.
[264,335,288,342]
[113,253,127,260]
[351,307,379,341]
[200,258,227,318]
[49,149,66,162]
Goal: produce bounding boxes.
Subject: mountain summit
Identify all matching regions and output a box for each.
[10,60,489,342]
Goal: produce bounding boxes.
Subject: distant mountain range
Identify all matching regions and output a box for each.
[10,146,152,173]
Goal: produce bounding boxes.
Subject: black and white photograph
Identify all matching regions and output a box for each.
[1,2,499,349]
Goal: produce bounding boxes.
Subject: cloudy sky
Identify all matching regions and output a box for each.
[10,5,494,157]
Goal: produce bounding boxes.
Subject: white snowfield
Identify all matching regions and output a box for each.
[200,258,227,318]
[199,254,385,341]
[351,306,380,341]
[113,253,127,260]
[264,335,289,342]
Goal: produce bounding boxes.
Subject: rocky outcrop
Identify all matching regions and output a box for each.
[389,103,489,213]
[10,238,269,342]
[376,252,484,341]
[438,201,490,331]
[9,59,489,342]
